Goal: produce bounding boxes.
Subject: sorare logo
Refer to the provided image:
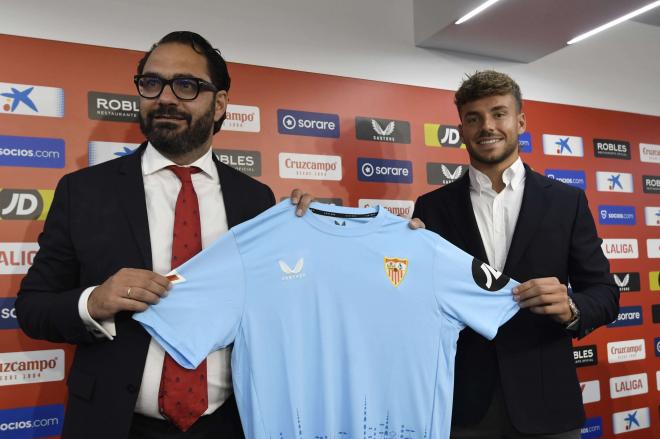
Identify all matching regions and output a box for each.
[597,205,635,225]
[0,298,17,330]
[518,131,532,153]
[357,157,412,184]
[580,417,602,439]
[277,109,339,138]
[545,169,586,189]
[423,124,465,148]
[355,117,411,144]
[593,138,630,160]
[655,337,660,357]
[0,404,64,439]
[607,306,643,328]
[88,141,140,166]
[0,189,54,221]
[542,134,584,157]
[88,91,139,122]
[0,135,64,168]
[0,82,64,118]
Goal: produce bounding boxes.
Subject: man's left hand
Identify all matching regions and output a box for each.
[513,277,573,324]
[290,189,315,216]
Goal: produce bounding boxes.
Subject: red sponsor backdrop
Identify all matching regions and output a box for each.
[0,34,658,438]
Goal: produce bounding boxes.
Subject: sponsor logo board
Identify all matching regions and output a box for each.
[223,104,260,132]
[0,82,64,118]
[612,272,640,292]
[0,243,39,275]
[542,134,584,157]
[357,157,413,184]
[545,169,586,189]
[610,373,648,399]
[597,205,635,225]
[278,109,339,138]
[607,339,645,363]
[580,417,602,439]
[601,239,638,259]
[649,271,660,291]
[356,117,411,144]
[87,91,139,122]
[655,337,660,357]
[596,172,633,193]
[612,407,650,434]
[652,304,660,323]
[573,345,598,367]
[88,141,139,166]
[214,149,261,177]
[608,306,643,327]
[358,199,414,219]
[423,124,465,148]
[427,163,467,185]
[279,153,342,181]
[642,175,660,194]
[0,350,65,386]
[646,239,660,258]
[0,189,53,220]
[639,143,660,163]
[593,138,630,160]
[580,380,600,404]
[0,298,17,330]
[644,206,660,226]
[0,135,64,168]
[0,404,64,439]
[518,131,532,153]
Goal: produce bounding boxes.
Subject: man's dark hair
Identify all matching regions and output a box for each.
[454,70,522,115]
[137,31,231,134]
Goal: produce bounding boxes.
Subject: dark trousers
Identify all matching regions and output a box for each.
[129,395,244,439]
[451,382,580,439]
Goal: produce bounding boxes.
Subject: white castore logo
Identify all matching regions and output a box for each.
[371,120,395,136]
[441,164,464,180]
[613,273,629,288]
[279,258,305,280]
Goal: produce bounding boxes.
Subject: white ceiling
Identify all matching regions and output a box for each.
[415,0,660,62]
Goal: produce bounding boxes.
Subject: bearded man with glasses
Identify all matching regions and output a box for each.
[16,31,310,439]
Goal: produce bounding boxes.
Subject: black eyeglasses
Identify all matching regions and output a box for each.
[134,75,218,100]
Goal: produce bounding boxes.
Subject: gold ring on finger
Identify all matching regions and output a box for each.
[127,287,132,298]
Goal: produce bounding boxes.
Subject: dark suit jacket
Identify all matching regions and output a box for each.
[413,165,618,435]
[16,142,275,439]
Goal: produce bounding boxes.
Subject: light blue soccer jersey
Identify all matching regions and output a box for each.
[134,201,519,439]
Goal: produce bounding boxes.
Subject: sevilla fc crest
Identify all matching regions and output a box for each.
[384,257,408,287]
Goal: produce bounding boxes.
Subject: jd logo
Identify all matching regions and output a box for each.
[439,126,461,146]
[471,259,510,291]
[0,189,50,220]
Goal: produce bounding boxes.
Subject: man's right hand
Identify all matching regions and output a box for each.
[88,268,171,320]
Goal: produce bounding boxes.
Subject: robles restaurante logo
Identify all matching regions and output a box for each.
[214,149,261,177]
[88,91,139,122]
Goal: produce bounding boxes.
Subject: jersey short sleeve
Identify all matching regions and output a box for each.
[433,235,519,340]
[133,230,246,369]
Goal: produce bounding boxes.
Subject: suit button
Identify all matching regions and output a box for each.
[126,384,138,394]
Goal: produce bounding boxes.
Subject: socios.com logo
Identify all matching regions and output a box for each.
[545,169,586,189]
[580,416,602,439]
[597,205,636,226]
[0,298,17,330]
[277,109,339,138]
[357,157,412,184]
[0,404,64,438]
[518,131,532,153]
[0,135,64,168]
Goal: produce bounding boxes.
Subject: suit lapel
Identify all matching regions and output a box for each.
[447,174,489,264]
[117,142,152,270]
[503,166,551,274]
[213,154,242,228]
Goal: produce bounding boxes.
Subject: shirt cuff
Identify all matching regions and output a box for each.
[78,286,116,340]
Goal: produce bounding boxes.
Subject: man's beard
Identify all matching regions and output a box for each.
[139,103,214,157]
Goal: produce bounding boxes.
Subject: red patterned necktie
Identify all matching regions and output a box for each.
[158,165,207,431]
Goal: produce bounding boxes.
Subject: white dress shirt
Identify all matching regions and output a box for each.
[468,158,526,272]
[78,142,232,418]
